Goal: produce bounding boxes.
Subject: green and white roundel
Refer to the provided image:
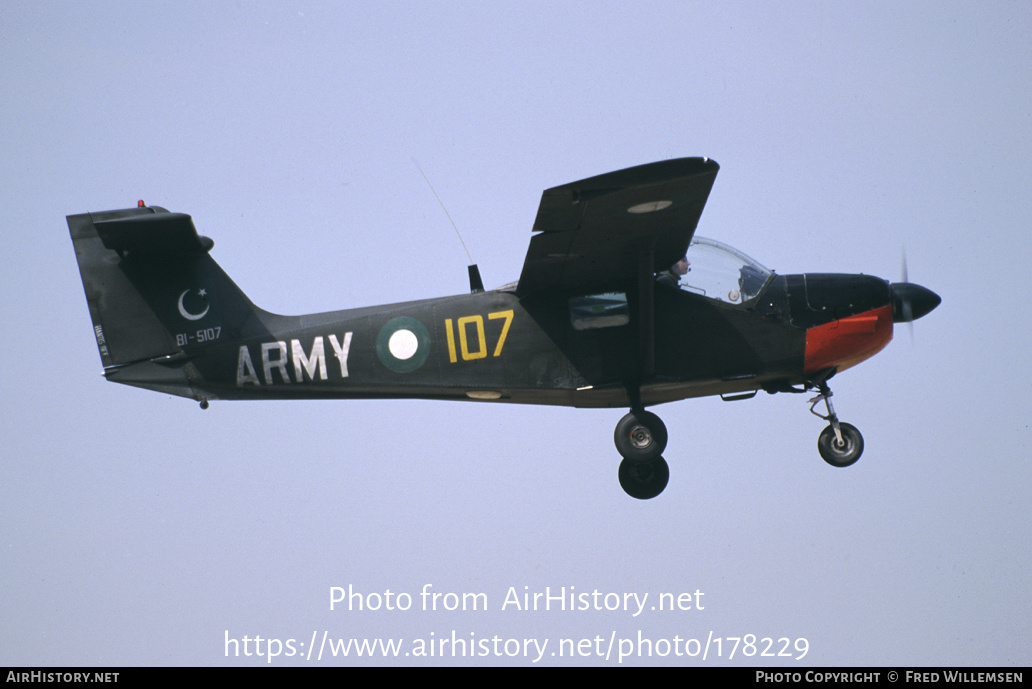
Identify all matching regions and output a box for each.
[376,316,432,373]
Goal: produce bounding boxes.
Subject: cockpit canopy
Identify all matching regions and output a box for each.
[569,237,773,330]
[678,236,772,304]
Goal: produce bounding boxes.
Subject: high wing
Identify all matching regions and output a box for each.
[516,157,719,297]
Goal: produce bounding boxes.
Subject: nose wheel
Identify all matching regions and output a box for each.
[817,422,864,467]
[809,382,864,467]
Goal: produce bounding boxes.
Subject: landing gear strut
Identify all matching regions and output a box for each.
[609,378,866,497]
[614,410,670,499]
[809,382,864,467]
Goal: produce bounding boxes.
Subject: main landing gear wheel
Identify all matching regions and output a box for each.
[818,422,864,467]
[618,456,670,500]
[614,410,668,462]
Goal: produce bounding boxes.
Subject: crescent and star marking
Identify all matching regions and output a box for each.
[177,289,209,321]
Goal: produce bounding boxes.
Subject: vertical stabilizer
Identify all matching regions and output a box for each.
[68,205,259,398]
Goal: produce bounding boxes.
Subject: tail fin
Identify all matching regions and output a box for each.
[68,205,258,399]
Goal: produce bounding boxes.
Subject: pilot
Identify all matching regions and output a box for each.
[656,256,690,289]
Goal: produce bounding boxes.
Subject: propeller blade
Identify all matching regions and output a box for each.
[901,248,913,342]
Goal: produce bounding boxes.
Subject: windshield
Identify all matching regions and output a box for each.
[677,236,772,304]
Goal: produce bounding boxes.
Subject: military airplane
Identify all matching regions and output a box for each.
[69,158,940,499]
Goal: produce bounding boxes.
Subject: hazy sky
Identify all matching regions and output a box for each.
[2,1,1029,666]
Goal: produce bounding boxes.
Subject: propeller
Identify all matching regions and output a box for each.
[889,248,941,342]
[900,249,914,342]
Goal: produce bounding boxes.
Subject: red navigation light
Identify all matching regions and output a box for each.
[137,200,145,208]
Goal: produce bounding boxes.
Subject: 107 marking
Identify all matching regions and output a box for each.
[444,310,513,363]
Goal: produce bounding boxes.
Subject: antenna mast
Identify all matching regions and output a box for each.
[412,159,484,293]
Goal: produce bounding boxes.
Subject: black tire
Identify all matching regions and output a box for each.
[614,411,668,462]
[618,456,670,500]
[818,422,864,467]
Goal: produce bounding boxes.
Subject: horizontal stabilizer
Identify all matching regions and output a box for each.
[95,212,214,255]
